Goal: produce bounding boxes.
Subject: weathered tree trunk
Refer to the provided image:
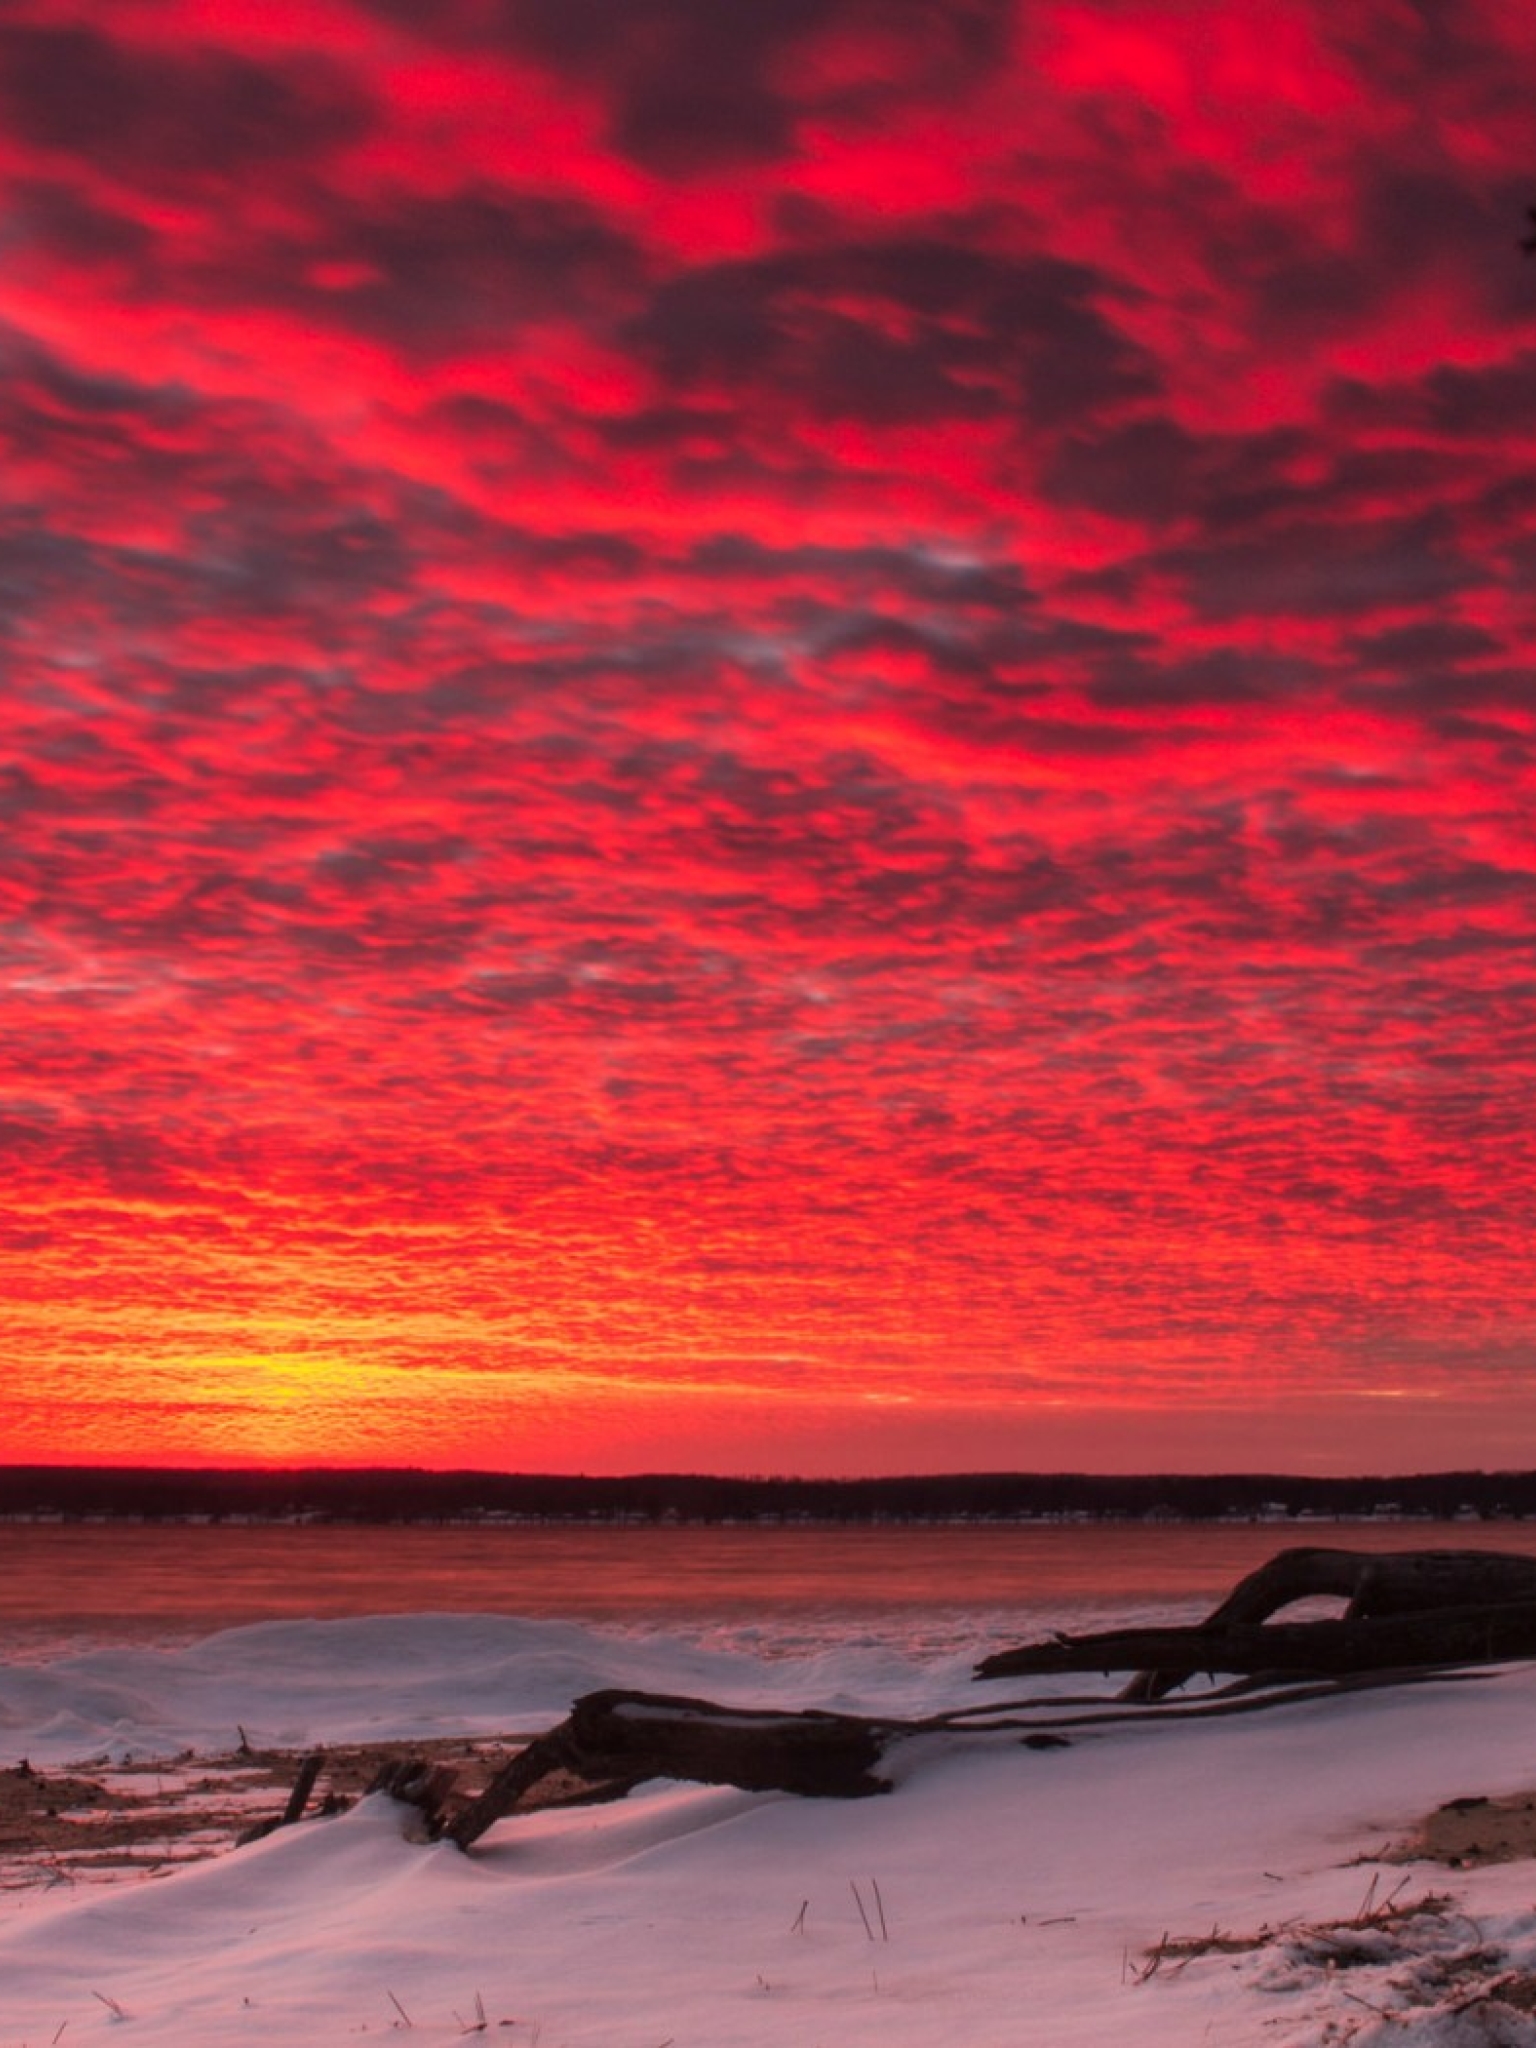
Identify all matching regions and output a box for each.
[445,1689,894,1849]
[975,1597,1536,1684]
[1112,1547,1536,1699]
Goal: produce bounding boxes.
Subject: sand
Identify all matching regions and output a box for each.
[0,1737,519,1886]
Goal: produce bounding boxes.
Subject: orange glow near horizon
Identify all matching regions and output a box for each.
[4,0,1536,1476]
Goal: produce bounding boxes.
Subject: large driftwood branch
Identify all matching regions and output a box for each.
[937,1663,1488,1729]
[445,1689,895,1849]
[976,1600,1536,1683]
[1201,1547,1536,1623]
[438,1669,1476,1851]
[1114,1546,1536,1698]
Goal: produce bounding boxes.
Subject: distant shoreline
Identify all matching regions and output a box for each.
[2,1464,1533,1525]
[2,1510,1531,1529]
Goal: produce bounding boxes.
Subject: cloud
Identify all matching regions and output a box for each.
[3,0,1536,1469]
[625,240,1161,430]
[0,21,373,186]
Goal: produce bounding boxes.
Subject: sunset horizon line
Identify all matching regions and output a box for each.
[6,1463,1533,1508]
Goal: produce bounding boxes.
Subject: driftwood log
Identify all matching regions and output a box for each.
[976,1547,1536,1690]
[444,1689,895,1849]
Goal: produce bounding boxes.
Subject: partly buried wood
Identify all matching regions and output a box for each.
[365,1756,461,1837]
[445,1689,893,1850]
[236,1751,327,1846]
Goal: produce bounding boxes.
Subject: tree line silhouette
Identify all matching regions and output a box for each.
[1,1465,1533,1523]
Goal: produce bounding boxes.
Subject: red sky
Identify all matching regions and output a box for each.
[4,0,1536,1476]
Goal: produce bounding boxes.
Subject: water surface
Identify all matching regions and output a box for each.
[6,1517,1534,1663]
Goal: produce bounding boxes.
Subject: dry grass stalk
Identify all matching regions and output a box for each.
[454,1990,488,2034]
[1137,1887,1458,1984]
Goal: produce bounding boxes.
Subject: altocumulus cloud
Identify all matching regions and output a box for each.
[2,0,1536,1472]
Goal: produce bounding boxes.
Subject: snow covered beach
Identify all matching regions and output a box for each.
[4,1610,1536,2046]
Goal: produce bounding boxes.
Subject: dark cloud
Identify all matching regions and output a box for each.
[627,242,1158,425]
[1083,648,1294,710]
[8,177,156,266]
[0,22,373,186]
[297,190,646,353]
[1350,620,1502,672]
[1418,352,1536,438]
[1154,511,1484,622]
[484,0,1012,173]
